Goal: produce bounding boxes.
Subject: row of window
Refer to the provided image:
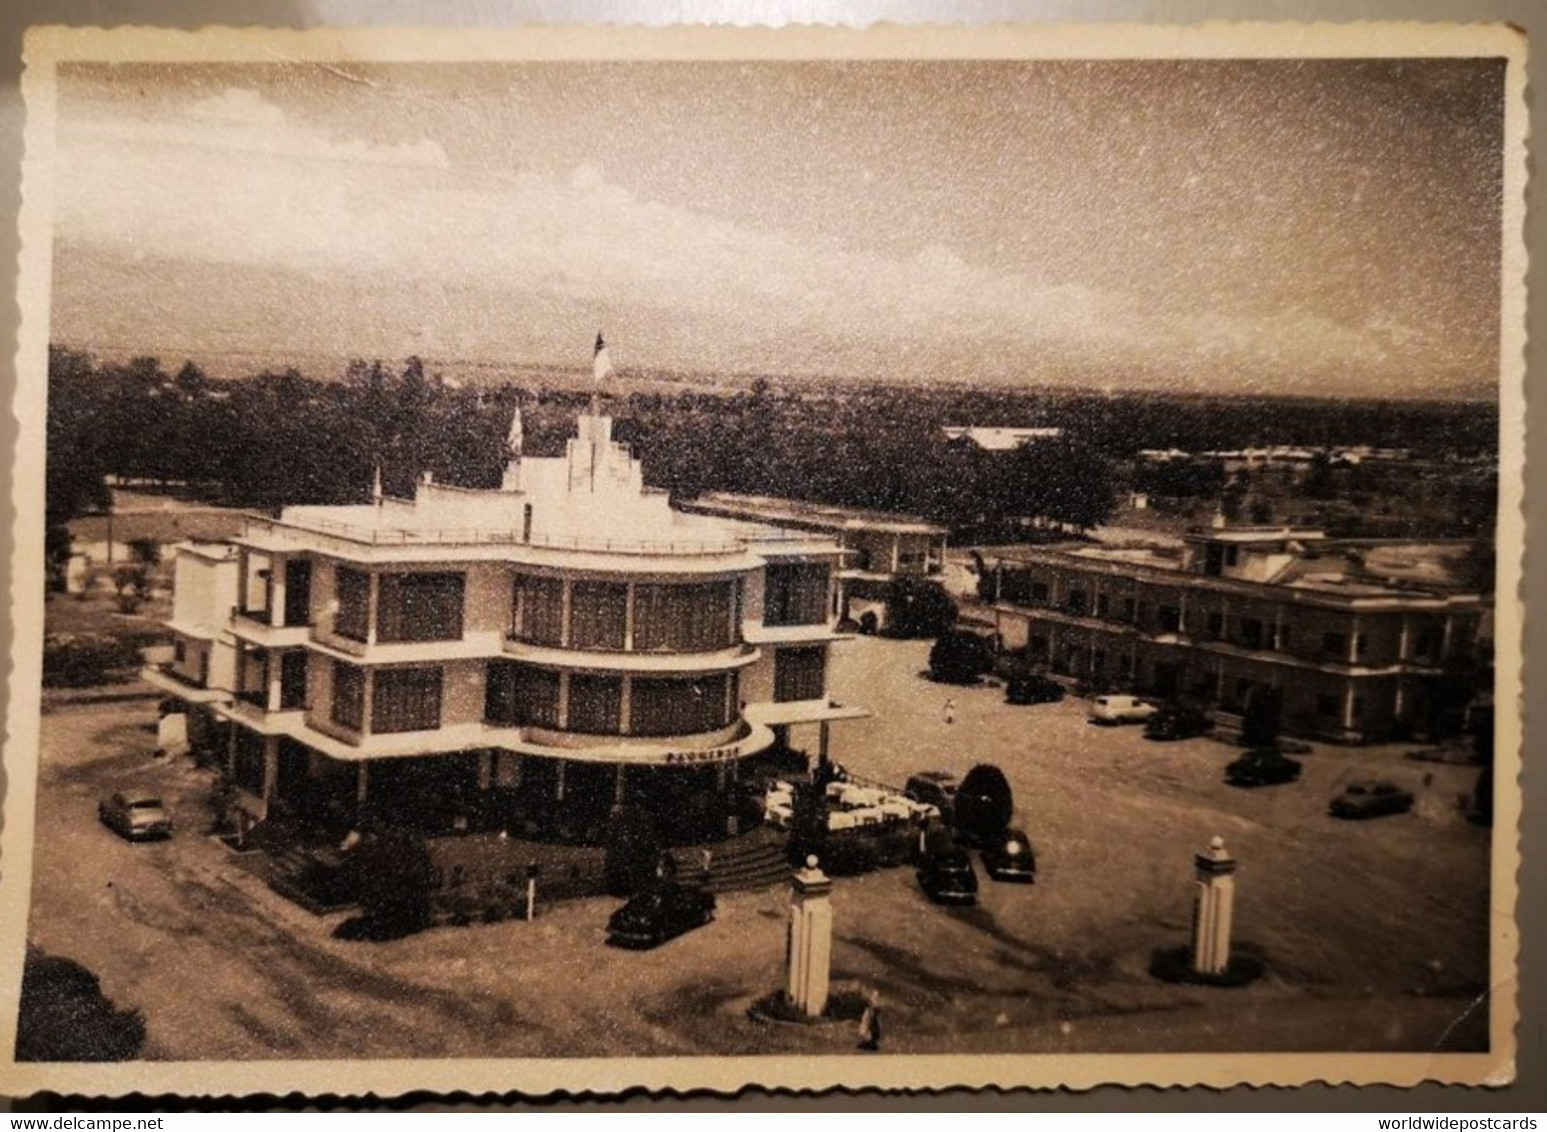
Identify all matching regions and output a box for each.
[328,647,827,738]
[331,566,830,650]
[1006,572,1450,661]
[512,577,742,651]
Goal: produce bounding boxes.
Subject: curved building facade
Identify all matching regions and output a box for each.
[144,410,866,845]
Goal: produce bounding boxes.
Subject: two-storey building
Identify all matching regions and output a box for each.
[143,411,864,845]
[678,493,948,630]
[984,525,1488,743]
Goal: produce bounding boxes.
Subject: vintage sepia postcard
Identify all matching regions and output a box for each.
[0,22,1527,1098]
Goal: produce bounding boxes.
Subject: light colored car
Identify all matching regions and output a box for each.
[1088,694,1158,725]
[98,790,174,841]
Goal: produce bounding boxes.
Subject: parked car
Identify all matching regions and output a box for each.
[97,790,173,841]
[1225,749,1303,787]
[1005,673,1065,706]
[979,828,1037,883]
[1088,695,1157,725]
[1144,703,1214,741]
[916,845,979,905]
[904,771,960,821]
[605,882,716,949]
[1329,780,1415,820]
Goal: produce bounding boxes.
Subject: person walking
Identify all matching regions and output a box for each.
[943,697,957,725]
[857,994,883,1051]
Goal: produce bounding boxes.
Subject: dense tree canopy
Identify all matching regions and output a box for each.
[43,347,1497,547]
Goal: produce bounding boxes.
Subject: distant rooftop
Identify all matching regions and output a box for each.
[942,426,1064,450]
[685,493,947,536]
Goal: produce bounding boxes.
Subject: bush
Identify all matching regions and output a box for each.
[15,947,146,1061]
[41,632,144,688]
[928,631,994,684]
[885,577,957,639]
[348,826,434,938]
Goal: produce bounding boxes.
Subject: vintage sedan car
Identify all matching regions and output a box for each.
[97,790,174,841]
[916,845,979,905]
[1225,749,1303,788]
[1005,673,1065,706]
[605,882,716,949]
[904,771,960,821]
[1144,704,1215,741]
[1329,780,1415,820]
[979,828,1037,883]
[1088,695,1158,725]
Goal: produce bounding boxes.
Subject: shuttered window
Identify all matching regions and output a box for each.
[513,575,565,645]
[763,562,829,626]
[332,661,365,731]
[335,567,370,642]
[570,581,628,650]
[568,674,623,734]
[371,667,443,734]
[633,581,736,652]
[774,646,826,703]
[377,572,465,643]
[629,674,734,737]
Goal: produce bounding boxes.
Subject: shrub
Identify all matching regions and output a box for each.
[928,631,994,684]
[604,807,664,897]
[885,577,957,639]
[15,947,146,1061]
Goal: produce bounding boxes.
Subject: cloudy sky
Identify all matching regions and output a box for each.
[49,57,1504,396]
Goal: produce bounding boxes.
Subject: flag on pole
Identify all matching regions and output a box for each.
[507,404,524,459]
[593,331,614,384]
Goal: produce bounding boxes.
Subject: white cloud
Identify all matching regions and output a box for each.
[54,90,1424,384]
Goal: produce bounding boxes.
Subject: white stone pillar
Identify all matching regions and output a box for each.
[786,856,833,1018]
[260,736,280,807]
[156,712,189,758]
[1190,836,1237,977]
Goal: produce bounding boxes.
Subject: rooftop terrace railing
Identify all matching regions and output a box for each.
[241,514,776,557]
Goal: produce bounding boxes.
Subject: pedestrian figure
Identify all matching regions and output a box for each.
[857,995,883,1051]
[699,847,714,888]
[944,697,957,725]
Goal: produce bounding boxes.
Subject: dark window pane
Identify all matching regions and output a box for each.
[332,661,365,731]
[763,562,829,627]
[513,575,565,646]
[634,581,735,652]
[371,667,443,734]
[630,674,734,736]
[774,646,826,703]
[570,581,627,650]
[335,567,370,642]
[568,674,623,734]
[378,572,465,643]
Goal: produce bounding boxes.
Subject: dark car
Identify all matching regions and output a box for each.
[1329,780,1415,820]
[1144,704,1214,741]
[1224,748,1303,787]
[1005,673,1065,706]
[904,771,960,823]
[979,828,1037,883]
[606,882,716,949]
[97,790,174,841]
[916,845,979,905]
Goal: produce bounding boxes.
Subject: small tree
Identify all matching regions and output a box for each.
[604,806,664,897]
[885,577,957,639]
[953,764,1014,846]
[928,630,994,685]
[351,826,435,938]
[1241,685,1284,750]
[787,781,830,865]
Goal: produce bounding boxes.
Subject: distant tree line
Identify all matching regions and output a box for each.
[45,346,1498,547]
